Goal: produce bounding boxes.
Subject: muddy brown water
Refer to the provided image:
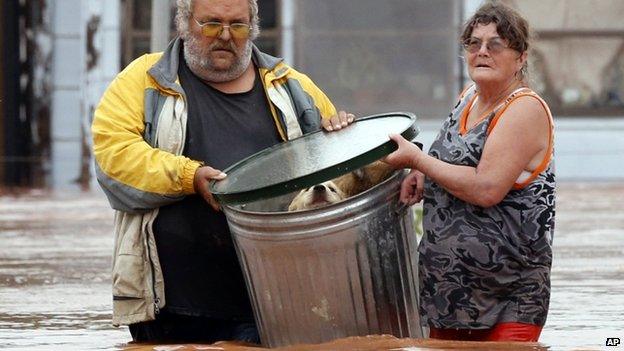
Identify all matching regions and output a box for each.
[0,183,622,350]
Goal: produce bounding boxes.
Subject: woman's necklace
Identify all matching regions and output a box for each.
[473,80,524,118]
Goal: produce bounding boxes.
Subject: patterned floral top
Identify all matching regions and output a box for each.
[419,85,556,329]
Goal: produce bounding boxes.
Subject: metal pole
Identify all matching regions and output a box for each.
[280,0,295,65]
[458,0,466,91]
[150,0,171,52]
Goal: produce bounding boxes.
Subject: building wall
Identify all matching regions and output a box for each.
[21,0,624,190]
[507,0,624,115]
[49,0,120,190]
[291,0,462,119]
[463,0,624,115]
[50,0,82,189]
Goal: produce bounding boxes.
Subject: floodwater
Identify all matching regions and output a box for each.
[0,183,622,350]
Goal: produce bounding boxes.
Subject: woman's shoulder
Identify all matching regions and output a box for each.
[506,90,551,119]
[487,89,552,136]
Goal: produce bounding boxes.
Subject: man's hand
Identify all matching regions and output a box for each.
[321,110,355,131]
[193,166,227,211]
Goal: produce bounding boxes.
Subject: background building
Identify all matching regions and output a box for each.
[1,0,623,190]
[0,0,119,190]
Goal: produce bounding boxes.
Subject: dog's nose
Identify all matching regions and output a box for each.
[313,185,326,193]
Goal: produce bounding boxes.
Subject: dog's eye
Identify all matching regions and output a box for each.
[329,186,337,193]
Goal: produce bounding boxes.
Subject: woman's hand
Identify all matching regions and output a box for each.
[321,111,355,131]
[400,169,425,205]
[384,134,424,169]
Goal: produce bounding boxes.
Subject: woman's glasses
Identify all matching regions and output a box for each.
[462,38,509,54]
[193,18,251,39]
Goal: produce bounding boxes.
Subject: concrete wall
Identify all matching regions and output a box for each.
[415,118,624,181]
[50,0,82,189]
[554,118,624,181]
[49,0,120,190]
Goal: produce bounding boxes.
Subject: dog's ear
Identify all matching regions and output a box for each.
[352,168,365,180]
[288,202,298,211]
[288,196,299,211]
[363,161,394,186]
[287,189,305,211]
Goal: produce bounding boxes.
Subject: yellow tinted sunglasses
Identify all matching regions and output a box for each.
[193,18,251,39]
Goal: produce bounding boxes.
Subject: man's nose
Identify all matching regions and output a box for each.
[218,26,232,40]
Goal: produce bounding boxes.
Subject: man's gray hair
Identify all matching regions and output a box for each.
[175,0,260,40]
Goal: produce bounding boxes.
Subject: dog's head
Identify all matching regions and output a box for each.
[287,180,346,211]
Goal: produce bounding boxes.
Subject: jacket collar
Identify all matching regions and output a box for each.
[252,45,288,78]
[148,37,185,96]
[148,37,289,93]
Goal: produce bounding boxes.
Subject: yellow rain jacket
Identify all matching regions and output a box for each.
[92,38,336,326]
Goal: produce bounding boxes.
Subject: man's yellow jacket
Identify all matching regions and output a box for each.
[91,38,336,325]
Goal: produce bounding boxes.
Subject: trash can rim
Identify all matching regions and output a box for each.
[209,111,419,205]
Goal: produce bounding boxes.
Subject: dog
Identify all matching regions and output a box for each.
[332,161,394,198]
[287,180,346,211]
[288,161,394,211]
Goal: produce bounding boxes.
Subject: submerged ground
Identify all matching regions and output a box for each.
[0,182,622,350]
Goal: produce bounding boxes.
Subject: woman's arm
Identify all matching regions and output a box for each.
[387,96,550,207]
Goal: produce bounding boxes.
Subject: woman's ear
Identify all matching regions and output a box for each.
[518,51,528,70]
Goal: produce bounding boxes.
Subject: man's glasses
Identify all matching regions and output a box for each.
[193,18,251,39]
[462,38,509,54]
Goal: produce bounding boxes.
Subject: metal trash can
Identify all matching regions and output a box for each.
[211,112,422,347]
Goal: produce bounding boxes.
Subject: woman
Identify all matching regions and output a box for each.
[384,2,555,342]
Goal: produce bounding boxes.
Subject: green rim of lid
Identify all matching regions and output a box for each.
[209,112,419,205]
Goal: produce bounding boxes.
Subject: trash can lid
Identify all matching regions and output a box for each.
[210,112,419,205]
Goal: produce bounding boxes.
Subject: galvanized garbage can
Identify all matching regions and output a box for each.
[211,112,422,348]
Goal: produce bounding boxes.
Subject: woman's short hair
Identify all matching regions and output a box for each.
[175,0,260,40]
[460,1,530,54]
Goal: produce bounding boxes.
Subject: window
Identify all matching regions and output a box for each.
[292,0,460,119]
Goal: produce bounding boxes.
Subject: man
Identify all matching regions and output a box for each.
[92,0,354,343]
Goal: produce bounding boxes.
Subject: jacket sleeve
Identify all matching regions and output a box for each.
[92,55,201,213]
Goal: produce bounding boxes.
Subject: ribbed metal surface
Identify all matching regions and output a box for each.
[223,171,421,348]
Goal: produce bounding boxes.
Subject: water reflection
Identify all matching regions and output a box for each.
[0,183,622,350]
[0,193,129,351]
[123,337,547,351]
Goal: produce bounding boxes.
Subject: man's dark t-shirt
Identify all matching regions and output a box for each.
[152,52,281,321]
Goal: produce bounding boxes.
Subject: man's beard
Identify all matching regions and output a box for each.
[182,32,253,83]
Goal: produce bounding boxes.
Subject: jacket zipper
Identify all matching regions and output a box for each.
[147,86,186,317]
[145,216,160,315]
